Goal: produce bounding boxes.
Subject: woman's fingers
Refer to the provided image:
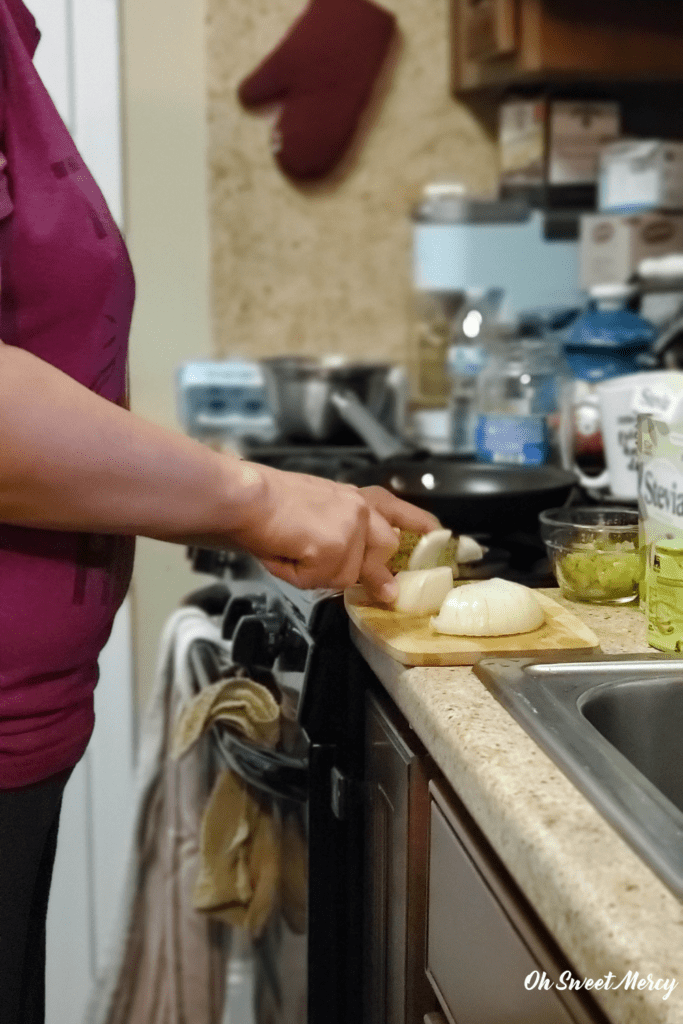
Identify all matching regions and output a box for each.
[356,508,402,604]
[359,485,441,534]
[356,485,442,602]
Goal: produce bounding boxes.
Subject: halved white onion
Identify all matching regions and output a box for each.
[393,567,454,616]
[430,578,545,636]
[407,528,453,571]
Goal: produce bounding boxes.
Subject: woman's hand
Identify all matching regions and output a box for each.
[231,465,440,602]
[357,485,441,601]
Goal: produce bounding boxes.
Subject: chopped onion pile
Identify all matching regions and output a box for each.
[555,542,640,602]
[393,567,454,616]
[430,578,545,636]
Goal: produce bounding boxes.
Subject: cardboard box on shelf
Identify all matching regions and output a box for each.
[499,98,621,203]
[548,101,621,187]
[599,140,683,213]
[499,97,547,191]
[579,212,683,288]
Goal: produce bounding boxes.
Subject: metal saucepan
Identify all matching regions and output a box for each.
[341,460,579,535]
[260,356,420,459]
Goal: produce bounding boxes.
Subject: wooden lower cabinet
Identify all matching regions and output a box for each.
[427,782,608,1024]
[363,689,439,1024]
[362,685,610,1024]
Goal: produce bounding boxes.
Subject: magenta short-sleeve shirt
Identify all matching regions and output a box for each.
[0,0,136,787]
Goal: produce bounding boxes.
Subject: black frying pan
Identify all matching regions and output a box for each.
[342,460,578,535]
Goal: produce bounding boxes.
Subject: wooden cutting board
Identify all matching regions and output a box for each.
[344,585,600,666]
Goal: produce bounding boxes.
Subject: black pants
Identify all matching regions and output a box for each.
[0,767,72,1024]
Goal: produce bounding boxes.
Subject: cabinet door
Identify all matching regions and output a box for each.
[363,691,436,1024]
[461,0,518,61]
[427,782,608,1024]
[452,0,683,93]
[452,0,522,91]
[428,800,576,1024]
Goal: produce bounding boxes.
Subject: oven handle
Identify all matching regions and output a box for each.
[188,638,309,804]
[210,726,309,803]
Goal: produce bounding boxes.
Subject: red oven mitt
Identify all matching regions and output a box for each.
[237,0,398,181]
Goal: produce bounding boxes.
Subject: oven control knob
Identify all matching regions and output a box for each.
[186,546,233,577]
[222,595,268,640]
[183,582,231,616]
[278,623,309,672]
[231,612,284,668]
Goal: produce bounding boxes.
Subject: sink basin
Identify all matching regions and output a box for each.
[474,653,683,897]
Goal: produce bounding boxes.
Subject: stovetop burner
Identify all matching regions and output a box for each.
[242,442,377,480]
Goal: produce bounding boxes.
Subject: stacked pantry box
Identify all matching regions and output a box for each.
[581,140,683,293]
[498,97,683,294]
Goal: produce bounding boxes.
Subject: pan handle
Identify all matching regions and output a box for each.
[329,388,425,461]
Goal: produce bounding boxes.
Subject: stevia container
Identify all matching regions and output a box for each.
[635,373,683,615]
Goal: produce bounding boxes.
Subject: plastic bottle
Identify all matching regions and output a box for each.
[446,293,501,455]
[474,323,564,466]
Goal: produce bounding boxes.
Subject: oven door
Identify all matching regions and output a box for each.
[189,639,309,1024]
[189,621,365,1024]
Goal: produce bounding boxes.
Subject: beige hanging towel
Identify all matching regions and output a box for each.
[172,675,282,938]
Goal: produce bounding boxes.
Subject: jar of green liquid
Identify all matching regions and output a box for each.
[647,538,683,652]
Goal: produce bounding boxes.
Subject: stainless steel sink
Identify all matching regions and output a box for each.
[474,653,683,898]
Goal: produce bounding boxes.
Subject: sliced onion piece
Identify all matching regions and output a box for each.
[430,578,545,636]
[455,535,486,564]
[393,567,454,616]
[407,529,453,571]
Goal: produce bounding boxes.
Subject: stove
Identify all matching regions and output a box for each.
[183,442,583,1023]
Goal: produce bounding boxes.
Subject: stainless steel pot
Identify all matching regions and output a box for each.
[261,356,410,452]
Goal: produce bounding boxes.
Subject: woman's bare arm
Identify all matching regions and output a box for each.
[0,340,260,538]
[0,342,439,600]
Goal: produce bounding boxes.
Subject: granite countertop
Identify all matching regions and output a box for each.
[350,591,683,1024]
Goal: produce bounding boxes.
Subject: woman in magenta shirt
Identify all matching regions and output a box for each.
[0,2,438,1020]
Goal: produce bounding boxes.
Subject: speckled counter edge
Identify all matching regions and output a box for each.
[350,591,683,1024]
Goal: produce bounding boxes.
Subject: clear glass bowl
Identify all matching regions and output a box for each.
[539,507,641,605]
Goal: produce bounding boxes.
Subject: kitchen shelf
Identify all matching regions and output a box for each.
[451,0,683,98]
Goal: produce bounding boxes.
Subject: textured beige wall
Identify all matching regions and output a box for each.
[207,0,497,365]
[120,0,214,711]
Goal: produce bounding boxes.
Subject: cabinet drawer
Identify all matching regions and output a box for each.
[427,782,608,1024]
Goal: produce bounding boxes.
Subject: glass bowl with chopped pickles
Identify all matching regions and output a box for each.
[539,507,641,605]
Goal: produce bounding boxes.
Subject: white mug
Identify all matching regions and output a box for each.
[597,371,683,500]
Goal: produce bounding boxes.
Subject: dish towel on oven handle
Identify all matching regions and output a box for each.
[84,605,234,1024]
[172,675,284,937]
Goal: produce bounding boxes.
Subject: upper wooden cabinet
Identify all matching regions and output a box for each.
[452,0,683,94]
